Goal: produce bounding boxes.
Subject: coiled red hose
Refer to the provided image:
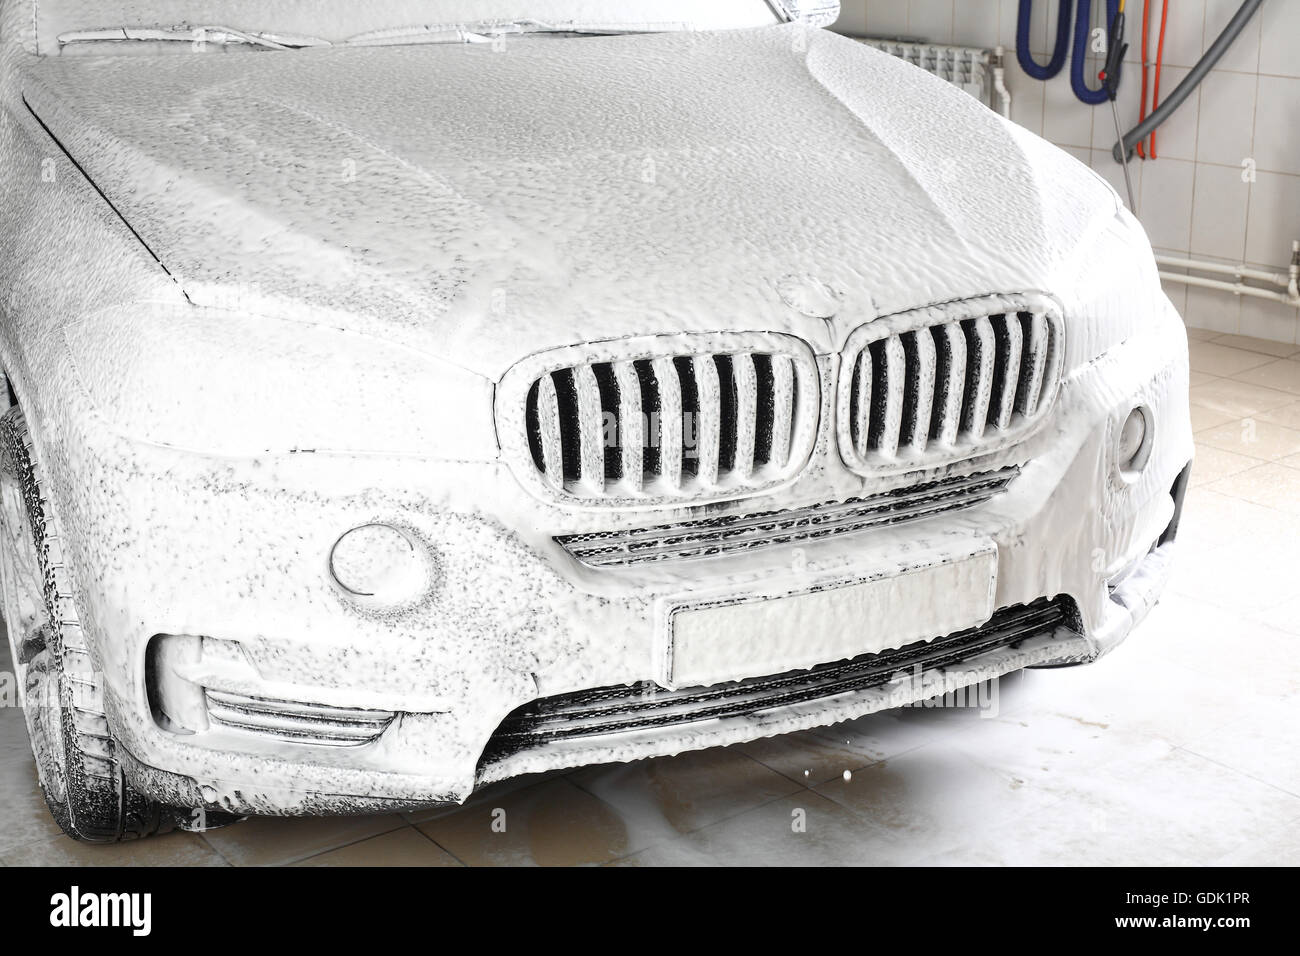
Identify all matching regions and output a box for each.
[1149,0,1169,158]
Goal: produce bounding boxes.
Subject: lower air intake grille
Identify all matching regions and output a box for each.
[839,301,1062,475]
[557,467,1017,568]
[480,598,1077,762]
[204,690,394,747]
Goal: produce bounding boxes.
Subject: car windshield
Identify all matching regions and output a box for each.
[49,1,788,52]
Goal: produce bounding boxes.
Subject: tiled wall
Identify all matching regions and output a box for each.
[833,0,1300,344]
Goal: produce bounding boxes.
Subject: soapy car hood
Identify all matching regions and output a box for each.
[22,23,1119,378]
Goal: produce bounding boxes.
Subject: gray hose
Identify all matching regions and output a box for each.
[1111,0,1266,163]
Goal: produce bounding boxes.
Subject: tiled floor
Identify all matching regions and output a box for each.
[1,330,1298,866]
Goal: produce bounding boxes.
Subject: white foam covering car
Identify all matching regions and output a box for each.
[0,0,1192,842]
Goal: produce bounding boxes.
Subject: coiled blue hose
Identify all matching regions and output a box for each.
[1016,0,1073,80]
[1071,0,1121,104]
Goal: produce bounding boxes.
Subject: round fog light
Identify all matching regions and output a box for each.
[1117,406,1153,479]
[329,524,426,603]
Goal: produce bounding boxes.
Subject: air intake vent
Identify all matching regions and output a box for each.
[507,334,819,505]
[204,690,394,747]
[557,468,1017,567]
[479,598,1079,765]
[838,302,1061,475]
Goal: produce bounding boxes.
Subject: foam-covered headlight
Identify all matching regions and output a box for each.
[329,524,428,604]
[62,300,496,458]
[1054,209,1167,370]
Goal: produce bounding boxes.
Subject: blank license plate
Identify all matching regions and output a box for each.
[667,546,997,688]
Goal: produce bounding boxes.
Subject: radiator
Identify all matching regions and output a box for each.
[856,38,1011,117]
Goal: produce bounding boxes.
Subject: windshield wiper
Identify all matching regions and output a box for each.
[342,20,632,47]
[57,18,657,52]
[57,25,330,50]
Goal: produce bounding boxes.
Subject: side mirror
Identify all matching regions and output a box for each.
[771,1,840,27]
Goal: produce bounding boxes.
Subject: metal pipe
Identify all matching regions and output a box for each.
[993,46,1013,118]
[1159,271,1299,306]
[1111,0,1265,162]
[1155,255,1294,289]
[1158,244,1300,307]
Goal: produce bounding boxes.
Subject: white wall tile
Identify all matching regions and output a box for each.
[1245,172,1300,268]
[1196,70,1257,167]
[995,0,1020,51]
[1202,0,1262,75]
[864,0,910,37]
[951,0,1001,50]
[908,0,953,43]
[1190,163,1250,261]
[1062,145,1091,165]
[1082,0,1110,59]
[1258,0,1300,79]
[1118,3,1142,66]
[1021,0,1053,56]
[1004,64,1046,136]
[1240,297,1300,347]
[1042,70,1094,148]
[1155,0,1207,70]
[1140,157,1196,252]
[1252,75,1300,175]
[835,0,869,35]
[1141,65,1199,161]
[1184,283,1242,335]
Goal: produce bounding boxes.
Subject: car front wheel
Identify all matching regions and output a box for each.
[0,405,177,842]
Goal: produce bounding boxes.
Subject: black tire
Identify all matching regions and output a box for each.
[0,406,178,842]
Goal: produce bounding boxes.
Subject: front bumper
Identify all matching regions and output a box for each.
[64,311,1192,817]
